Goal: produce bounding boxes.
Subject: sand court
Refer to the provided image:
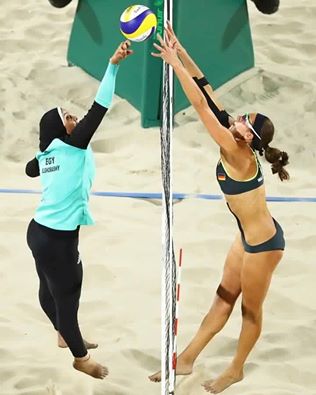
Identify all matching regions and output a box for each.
[1,0,316,394]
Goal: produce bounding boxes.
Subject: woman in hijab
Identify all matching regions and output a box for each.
[26,40,132,379]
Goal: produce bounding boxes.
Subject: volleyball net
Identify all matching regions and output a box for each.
[159,0,178,394]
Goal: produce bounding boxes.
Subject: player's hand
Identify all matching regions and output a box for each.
[110,40,134,64]
[151,32,182,68]
[165,20,185,55]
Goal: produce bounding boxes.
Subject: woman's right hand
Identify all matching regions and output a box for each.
[110,40,134,65]
[165,20,185,55]
[151,32,183,69]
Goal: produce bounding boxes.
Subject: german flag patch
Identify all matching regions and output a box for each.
[217,173,226,181]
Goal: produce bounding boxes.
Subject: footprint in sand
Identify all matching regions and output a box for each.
[122,348,160,371]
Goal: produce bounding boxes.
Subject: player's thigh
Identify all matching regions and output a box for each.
[218,233,245,300]
[241,249,283,310]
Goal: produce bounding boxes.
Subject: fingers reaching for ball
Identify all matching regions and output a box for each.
[120,40,134,56]
[152,34,165,54]
[120,40,130,51]
[151,31,181,68]
[165,21,184,52]
[156,33,165,48]
[111,40,134,65]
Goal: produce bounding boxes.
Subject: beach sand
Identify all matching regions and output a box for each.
[0,0,316,394]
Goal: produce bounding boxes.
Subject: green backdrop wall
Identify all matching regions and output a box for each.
[67,0,254,127]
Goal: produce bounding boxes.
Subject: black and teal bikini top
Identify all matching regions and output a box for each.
[216,150,264,195]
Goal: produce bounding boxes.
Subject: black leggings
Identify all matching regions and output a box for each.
[26,219,87,358]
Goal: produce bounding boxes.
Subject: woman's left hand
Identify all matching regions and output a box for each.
[110,40,134,64]
[151,32,182,68]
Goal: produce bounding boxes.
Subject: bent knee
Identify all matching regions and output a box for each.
[216,284,240,306]
[241,303,262,324]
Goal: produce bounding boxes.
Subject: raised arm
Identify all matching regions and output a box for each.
[165,22,225,111]
[152,33,237,153]
[65,41,133,149]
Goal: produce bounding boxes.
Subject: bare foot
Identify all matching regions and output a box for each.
[73,354,108,379]
[149,358,193,382]
[58,333,98,349]
[202,367,243,393]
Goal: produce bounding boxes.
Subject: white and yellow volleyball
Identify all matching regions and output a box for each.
[120,5,157,42]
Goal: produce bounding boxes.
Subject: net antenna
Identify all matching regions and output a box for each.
[160,0,177,394]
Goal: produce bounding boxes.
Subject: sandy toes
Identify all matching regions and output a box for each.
[149,360,193,382]
[202,368,243,393]
[73,355,108,379]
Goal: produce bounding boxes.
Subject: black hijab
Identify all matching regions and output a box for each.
[39,107,66,151]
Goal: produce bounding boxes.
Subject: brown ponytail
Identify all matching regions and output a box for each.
[264,145,290,181]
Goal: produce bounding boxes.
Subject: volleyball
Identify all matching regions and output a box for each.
[120,5,157,42]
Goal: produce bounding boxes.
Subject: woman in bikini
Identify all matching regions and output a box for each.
[149,24,289,394]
